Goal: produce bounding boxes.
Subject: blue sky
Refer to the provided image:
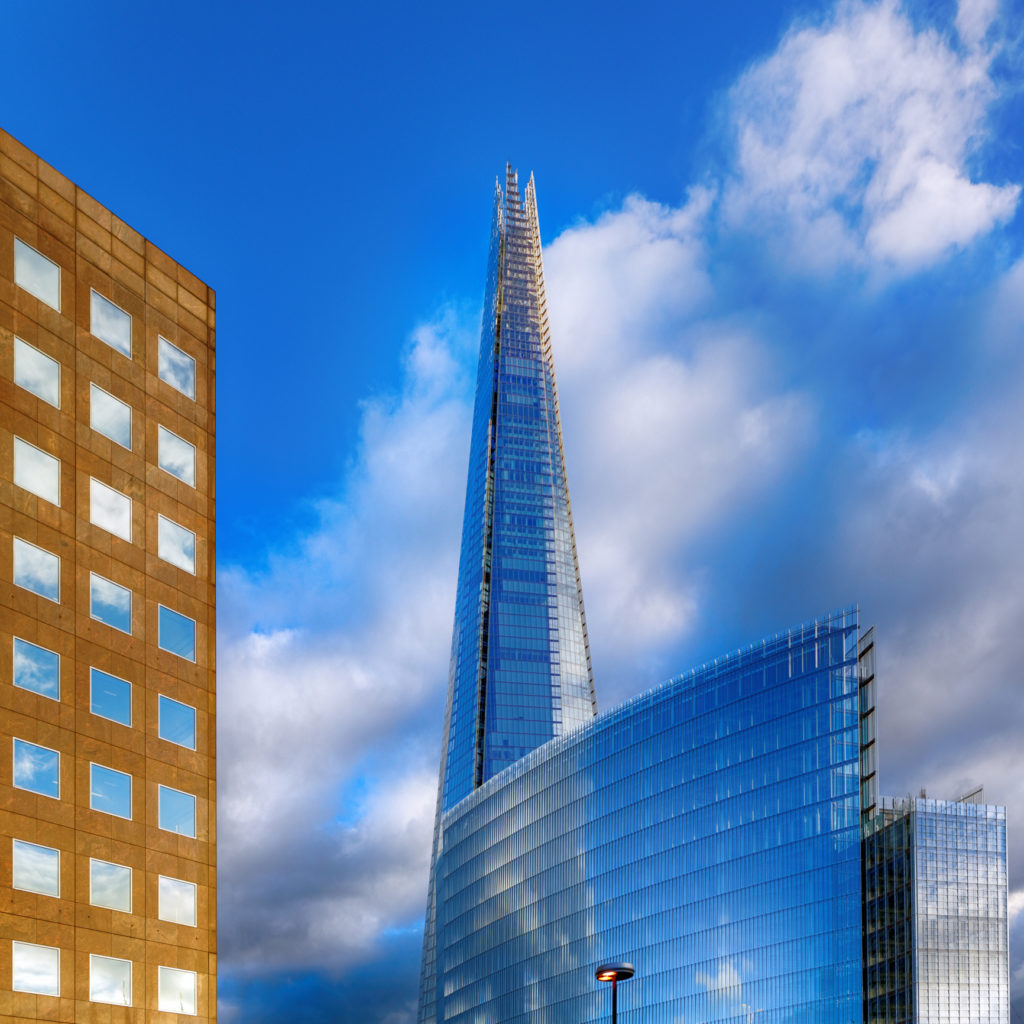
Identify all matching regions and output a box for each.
[5,0,1024,1019]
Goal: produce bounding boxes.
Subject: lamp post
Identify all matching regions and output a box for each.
[595,962,634,1024]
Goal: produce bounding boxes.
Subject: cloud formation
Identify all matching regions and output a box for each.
[723,0,1019,272]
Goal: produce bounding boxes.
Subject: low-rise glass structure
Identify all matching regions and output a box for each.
[431,610,864,1024]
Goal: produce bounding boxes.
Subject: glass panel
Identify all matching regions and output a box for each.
[12,839,60,897]
[89,954,131,1006]
[90,763,132,819]
[90,859,131,912]
[90,290,131,356]
[13,538,60,602]
[13,738,59,798]
[13,438,60,504]
[90,384,132,449]
[14,238,60,310]
[14,338,60,407]
[89,478,131,541]
[159,695,197,749]
[90,573,131,633]
[159,337,196,399]
[12,637,60,700]
[158,426,196,486]
[158,875,197,926]
[158,515,196,573]
[90,668,131,726]
[12,941,59,996]
[159,785,196,837]
[159,605,196,661]
[158,966,197,1015]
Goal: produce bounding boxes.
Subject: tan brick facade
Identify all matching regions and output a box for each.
[0,127,216,1022]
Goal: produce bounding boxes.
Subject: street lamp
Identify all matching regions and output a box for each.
[595,962,634,1024]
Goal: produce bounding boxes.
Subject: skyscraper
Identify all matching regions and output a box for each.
[1,128,216,1019]
[420,167,1008,1024]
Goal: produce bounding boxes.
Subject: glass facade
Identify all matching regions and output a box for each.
[429,610,864,1024]
[863,796,1009,1024]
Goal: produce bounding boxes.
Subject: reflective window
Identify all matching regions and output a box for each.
[90,763,132,819]
[159,966,197,1015]
[13,738,59,798]
[89,478,131,541]
[90,290,131,357]
[12,839,60,897]
[13,538,60,602]
[14,437,59,504]
[90,859,131,912]
[14,338,60,407]
[159,605,196,661]
[158,875,197,926]
[90,668,131,726]
[159,695,197,749]
[14,238,60,310]
[158,785,196,838]
[90,384,132,449]
[12,941,59,996]
[159,337,196,399]
[89,954,131,1006]
[90,573,131,633]
[158,426,196,486]
[158,515,196,574]
[12,637,60,700]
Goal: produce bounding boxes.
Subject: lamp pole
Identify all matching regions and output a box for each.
[595,963,634,1024]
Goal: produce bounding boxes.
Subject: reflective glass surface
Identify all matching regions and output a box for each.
[90,477,132,540]
[14,337,60,406]
[12,839,60,897]
[864,796,1008,1024]
[12,941,59,996]
[14,437,60,504]
[159,695,197,749]
[158,514,197,573]
[13,537,60,602]
[90,383,132,449]
[13,238,60,310]
[158,425,196,486]
[12,636,60,700]
[90,572,132,633]
[426,610,863,1024]
[159,336,197,398]
[13,738,60,798]
[90,667,131,726]
[159,966,197,1014]
[90,763,132,818]
[90,289,131,356]
[159,605,196,661]
[90,858,132,912]
[159,875,198,926]
[90,953,131,1005]
[159,785,196,837]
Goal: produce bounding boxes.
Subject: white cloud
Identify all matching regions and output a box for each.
[723,0,1019,273]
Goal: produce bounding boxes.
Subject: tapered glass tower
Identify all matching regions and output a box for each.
[419,166,596,1021]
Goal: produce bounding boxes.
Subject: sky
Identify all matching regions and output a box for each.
[4,0,1024,1019]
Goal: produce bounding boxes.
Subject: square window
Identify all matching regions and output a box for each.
[90,290,131,357]
[90,384,132,449]
[90,573,132,633]
[90,763,132,819]
[158,965,197,1015]
[13,538,60,602]
[12,839,60,897]
[158,515,196,574]
[158,426,196,486]
[12,941,59,996]
[90,858,132,912]
[12,637,60,700]
[158,875,197,926]
[159,337,197,399]
[13,738,60,799]
[89,478,132,541]
[158,785,196,838]
[159,696,197,749]
[14,238,60,310]
[158,605,196,661]
[14,338,60,407]
[90,668,131,726]
[13,437,60,505]
[89,953,131,1006]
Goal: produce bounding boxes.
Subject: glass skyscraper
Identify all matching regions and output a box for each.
[419,167,1008,1024]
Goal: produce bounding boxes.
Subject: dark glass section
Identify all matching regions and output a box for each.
[432,610,864,1024]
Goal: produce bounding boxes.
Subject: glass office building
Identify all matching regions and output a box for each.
[419,166,1008,1024]
[863,795,1009,1024]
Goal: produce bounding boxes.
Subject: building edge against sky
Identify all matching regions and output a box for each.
[419,168,1009,1023]
[0,127,216,1020]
